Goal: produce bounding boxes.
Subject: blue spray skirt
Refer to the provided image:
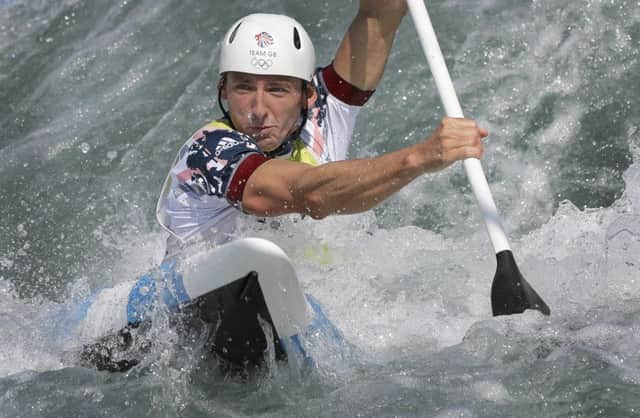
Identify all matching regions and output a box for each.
[69,238,343,371]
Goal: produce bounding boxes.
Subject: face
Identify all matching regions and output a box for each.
[221,72,316,152]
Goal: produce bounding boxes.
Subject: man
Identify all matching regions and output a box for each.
[80,2,488,373]
[156,1,487,251]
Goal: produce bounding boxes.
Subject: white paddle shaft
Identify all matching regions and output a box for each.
[406,0,511,253]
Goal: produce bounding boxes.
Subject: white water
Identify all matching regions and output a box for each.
[1,0,640,416]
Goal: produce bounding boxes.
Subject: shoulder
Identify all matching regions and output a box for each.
[183,126,270,205]
[314,63,375,107]
[167,121,265,198]
[301,66,372,163]
[186,128,262,187]
[191,129,259,159]
[189,119,243,144]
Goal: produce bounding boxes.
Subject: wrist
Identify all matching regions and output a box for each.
[406,140,444,174]
[402,143,431,176]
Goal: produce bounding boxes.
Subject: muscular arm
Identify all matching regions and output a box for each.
[241,118,487,219]
[333,0,408,91]
[242,146,421,219]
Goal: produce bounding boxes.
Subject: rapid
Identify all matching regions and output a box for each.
[1,0,640,416]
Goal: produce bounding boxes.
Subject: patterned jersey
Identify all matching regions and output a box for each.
[156,64,374,244]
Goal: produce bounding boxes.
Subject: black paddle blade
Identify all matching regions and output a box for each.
[491,250,550,316]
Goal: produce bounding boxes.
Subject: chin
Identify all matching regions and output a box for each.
[256,138,281,153]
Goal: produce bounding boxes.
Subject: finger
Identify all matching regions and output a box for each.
[471,141,484,159]
[442,132,481,149]
[451,146,482,162]
[445,118,488,139]
[450,138,484,160]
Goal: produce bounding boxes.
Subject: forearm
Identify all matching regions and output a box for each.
[293,116,487,219]
[291,143,426,218]
[242,142,428,219]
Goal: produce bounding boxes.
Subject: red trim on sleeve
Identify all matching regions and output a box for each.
[321,62,375,106]
[226,153,271,206]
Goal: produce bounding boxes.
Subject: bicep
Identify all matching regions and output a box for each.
[241,159,314,217]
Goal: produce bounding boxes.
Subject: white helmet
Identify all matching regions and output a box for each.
[219,13,316,81]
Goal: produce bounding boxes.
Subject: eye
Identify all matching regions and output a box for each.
[268,85,290,95]
[234,83,253,91]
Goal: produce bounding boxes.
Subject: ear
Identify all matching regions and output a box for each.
[305,83,317,107]
[218,77,227,100]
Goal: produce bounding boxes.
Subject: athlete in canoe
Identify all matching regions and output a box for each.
[156,1,488,254]
[79,1,489,373]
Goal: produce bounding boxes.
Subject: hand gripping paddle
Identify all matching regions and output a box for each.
[406,0,550,316]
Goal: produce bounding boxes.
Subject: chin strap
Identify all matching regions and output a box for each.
[217,77,235,130]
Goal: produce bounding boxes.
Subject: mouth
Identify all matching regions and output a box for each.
[248,126,274,138]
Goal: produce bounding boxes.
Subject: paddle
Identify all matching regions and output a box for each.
[406,0,550,316]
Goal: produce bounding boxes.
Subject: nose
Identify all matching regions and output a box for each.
[249,89,268,124]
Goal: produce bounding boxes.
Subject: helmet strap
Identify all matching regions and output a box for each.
[291,80,309,139]
[217,75,235,129]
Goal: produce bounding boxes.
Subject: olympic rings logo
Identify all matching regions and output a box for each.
[251,57,273,70]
